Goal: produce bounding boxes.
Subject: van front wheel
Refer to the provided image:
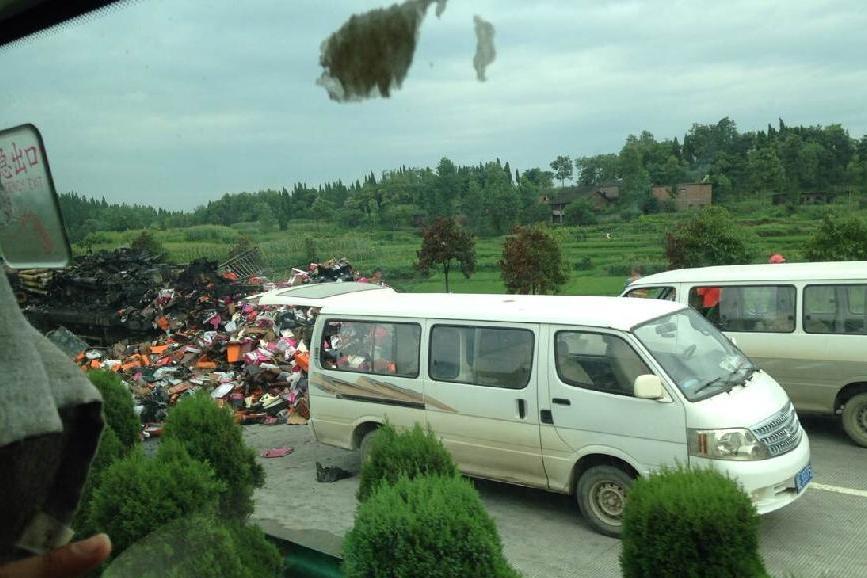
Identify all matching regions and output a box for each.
[576,465,634,538]
[842,392,867,447]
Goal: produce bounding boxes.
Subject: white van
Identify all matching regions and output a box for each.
[308,293,811,536]
[622,262,867,447]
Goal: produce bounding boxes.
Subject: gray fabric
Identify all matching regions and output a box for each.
[0,272,104,562]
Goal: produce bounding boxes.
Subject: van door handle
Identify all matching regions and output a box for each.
[552,398,571,406]
[517,399,526,419]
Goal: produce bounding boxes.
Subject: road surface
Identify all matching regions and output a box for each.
[244,415,867,578]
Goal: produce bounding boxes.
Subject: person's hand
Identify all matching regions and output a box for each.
[0,534,111,578]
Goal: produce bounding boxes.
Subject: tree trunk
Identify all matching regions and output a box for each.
[443,262,450,293]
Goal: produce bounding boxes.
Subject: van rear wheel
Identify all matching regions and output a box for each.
[576,465,634,537]
[359,427,380,464]
[842,393,867,447]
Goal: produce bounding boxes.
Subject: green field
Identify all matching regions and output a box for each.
[76,201,865,297]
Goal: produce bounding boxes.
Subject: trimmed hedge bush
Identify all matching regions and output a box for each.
[73,425,125,537]
[102,515,282,578]
[620,466,769,578]
[344,475,519,578]
[87,439,225,556]
[88,370,140,450]
[357,423,457,502]
[163,391,264,518]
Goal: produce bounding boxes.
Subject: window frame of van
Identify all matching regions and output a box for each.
[802,283,867,336]
[318,318,423,379]
[686,283,798,335]
[624,285,676,301]
[428,323,535,390]
[553,329,652,397]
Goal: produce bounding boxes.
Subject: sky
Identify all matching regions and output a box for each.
[1,0,866,210]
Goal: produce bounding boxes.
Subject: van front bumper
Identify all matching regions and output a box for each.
[690,433,811,514]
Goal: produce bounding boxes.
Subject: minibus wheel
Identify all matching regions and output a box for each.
[842,392,867,447]
[577,465,634,537]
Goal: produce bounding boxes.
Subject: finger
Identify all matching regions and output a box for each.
[0,534,112,578]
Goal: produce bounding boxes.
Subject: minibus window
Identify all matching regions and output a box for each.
[320,319,421,377]
[429,325,533,389]
[804,284,867,335]
[554,332,650,396]
[688,285,795,333]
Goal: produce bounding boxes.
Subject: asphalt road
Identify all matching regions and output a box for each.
[244,415,867,578]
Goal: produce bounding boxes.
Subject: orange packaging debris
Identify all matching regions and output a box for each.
[294,351,310,372]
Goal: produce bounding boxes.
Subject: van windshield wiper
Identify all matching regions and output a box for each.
[692,376,727,395]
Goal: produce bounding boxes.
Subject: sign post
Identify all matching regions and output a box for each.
[0,124,70,268]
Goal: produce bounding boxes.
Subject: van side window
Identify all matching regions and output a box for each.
[320,320,421,377]
[429,325,533,390]
[804,284,867,335]
[554,332,650,397]
[625,286,676,301]
[688,285,796,333]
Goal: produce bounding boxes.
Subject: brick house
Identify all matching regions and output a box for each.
[547,182,621,224]
[652,182,712,211]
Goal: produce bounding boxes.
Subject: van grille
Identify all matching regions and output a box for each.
[751,402,802,458]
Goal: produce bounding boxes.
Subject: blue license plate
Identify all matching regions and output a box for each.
[795,463,813,493]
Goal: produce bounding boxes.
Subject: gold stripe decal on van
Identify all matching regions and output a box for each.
[310,373,455,413]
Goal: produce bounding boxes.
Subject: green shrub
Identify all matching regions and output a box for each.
[88,439,224,556]
[130,230,166,257]
[574,256,593,271]
[804,212,867,261]
[228,521,283,577]
[163,391,264,518]
[102,515,282,578]
[344,476,519,578]
[664,206,756,269]
[73,426,124,536]
[620,466,768,578]
[87,370,140,451]
[357,423,458,502]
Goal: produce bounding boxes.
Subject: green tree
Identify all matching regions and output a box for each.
[484,164,521,235]
[549,155,573,187]
[804,213,867,261]
[311,196,336,226]
[461,178,488,235]
[499,226,568,295]
[575,154,619,186]
[664,207,755,269]
[747,147,786,195]
[416,217,476,292]
[564,198,597,225]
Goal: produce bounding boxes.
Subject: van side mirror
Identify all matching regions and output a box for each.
[634,375,664,400]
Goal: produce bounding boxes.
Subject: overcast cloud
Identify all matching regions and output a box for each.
[1,0,866,210]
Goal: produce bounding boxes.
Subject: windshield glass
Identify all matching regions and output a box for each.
[633,309,755,401]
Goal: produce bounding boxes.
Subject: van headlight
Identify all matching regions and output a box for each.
[688,428,770,461]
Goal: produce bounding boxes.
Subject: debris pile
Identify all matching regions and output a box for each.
[74,288,320,429]
[13,248,390,430]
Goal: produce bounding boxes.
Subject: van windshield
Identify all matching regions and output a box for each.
[633,309,756,402]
